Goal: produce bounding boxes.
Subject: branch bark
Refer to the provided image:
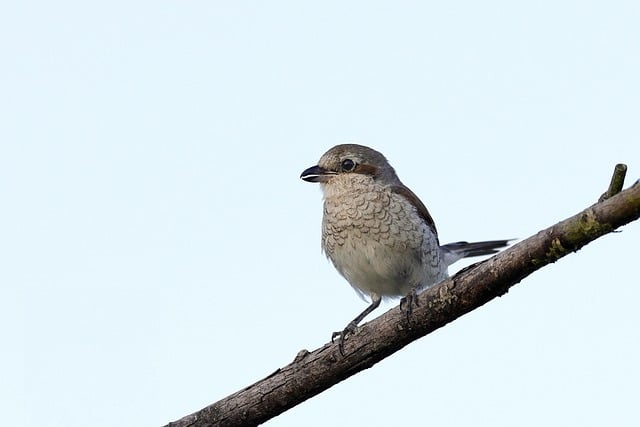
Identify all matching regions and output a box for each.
[166,169,640,427]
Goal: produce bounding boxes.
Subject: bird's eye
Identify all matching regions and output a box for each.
[341,159,356,172]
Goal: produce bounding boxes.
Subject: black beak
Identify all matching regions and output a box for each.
[300,165,336,183]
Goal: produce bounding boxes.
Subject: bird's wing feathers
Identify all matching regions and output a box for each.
[390,185,439,242]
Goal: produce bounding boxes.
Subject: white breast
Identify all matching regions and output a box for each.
[320,175,446,299]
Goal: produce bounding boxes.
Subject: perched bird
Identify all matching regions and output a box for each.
[300,144,509,351]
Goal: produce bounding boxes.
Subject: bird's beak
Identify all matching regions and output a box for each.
[300,165,337,183]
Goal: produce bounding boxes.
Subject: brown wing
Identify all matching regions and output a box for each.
[390,184,439,244]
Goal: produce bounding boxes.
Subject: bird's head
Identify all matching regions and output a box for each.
[300,144,401,188]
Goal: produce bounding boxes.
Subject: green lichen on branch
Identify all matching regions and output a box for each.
[545,237,568,261]
[564,209,613,245]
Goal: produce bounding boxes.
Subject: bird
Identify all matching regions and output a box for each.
[300,144,510,353]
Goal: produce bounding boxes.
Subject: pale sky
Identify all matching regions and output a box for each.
[2,1,639,426]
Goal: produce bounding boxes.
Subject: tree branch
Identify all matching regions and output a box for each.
[166,167,640,427]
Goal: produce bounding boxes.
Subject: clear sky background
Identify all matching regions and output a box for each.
[2,1,639,426]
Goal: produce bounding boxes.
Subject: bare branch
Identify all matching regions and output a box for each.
[166,166,640,427]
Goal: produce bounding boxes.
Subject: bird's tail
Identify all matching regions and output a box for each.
[440,239,512,266]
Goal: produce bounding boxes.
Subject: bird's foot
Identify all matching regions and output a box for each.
[400,288,420,322]
[331,320,358,356]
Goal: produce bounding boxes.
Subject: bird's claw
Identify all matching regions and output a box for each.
[400,288,419,321]
[331,321,358,356]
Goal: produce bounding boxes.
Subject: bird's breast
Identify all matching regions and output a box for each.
[320,185,444,297]
[321,186,423,250]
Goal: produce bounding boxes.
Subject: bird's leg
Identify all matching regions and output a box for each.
[400,287,420,322]
[332,294,382,355]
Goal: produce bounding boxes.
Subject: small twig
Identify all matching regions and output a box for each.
[599,163,627,202]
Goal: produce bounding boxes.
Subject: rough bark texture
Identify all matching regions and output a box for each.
[166,175,640,427]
